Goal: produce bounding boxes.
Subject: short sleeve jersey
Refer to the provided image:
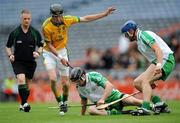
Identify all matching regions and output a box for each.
[6,26,43,61]
[77,72,120,103]
[42,15,80,51]
[137,30,173,63]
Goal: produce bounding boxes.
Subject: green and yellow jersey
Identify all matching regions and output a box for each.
[42,15,80,51]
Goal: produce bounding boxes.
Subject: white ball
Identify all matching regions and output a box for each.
[59,111,65,116]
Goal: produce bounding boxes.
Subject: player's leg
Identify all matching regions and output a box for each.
[42,51,62,103]
[121,94,143,107]
[48,69,62,102]
[59,75,69,113]
[152,55,175,113]
[88,104,127,115]
[121,94,151,116]
[134,70,162,105]
[61,76,69,103]
[57,48,70,114]
[133,64,162,115]
[133,64,173,115]
[88,106,109,115]
[134,71,162,92]
[101,91,126,115]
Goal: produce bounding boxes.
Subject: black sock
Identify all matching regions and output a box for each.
[18,84,29,105]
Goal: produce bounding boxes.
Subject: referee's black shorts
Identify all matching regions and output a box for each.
[12,61,37,79]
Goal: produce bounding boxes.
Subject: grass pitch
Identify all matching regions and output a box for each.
[0,101,180,123]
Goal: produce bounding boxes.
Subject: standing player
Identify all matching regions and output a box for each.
[42,3,115,115]
[70,67,143,115]
[6,9,43,112]
[121,20,175,115]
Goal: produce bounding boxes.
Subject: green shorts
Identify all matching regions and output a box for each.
[152,54,175,81]
[105,90,124,111]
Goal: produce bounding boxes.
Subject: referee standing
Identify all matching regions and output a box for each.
[5,9,43,112]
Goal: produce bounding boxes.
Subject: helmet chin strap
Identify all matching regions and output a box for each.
[127,31,133,37]
[80,76,86,81]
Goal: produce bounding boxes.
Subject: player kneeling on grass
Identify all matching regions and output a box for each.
[70,67,143,115]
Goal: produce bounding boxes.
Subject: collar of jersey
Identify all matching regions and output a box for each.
[137,29,141,41]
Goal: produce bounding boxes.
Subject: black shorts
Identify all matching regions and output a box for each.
[12,61,37,79]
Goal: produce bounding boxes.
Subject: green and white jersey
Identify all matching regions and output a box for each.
[137,30,173,63]
[77,72,122,103]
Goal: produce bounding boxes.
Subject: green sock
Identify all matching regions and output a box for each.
[107,109,121,115]
[18,84,29,105]
[61,94,68,102]
[62,85,68,102]
[56,96,62,103]
[142,101,151,110]
[151,95,161,104]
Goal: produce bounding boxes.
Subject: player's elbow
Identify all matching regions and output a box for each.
[105,82,114,91]
[80,17,91,23]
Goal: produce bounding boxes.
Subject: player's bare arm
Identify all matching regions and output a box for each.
[46,41,68,66]
[46,41,58,56]
[81,98,88,115]
[97,81,113,106]
[79,6,116,22]
[150,43,163,74]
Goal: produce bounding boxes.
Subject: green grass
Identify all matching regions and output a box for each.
[0,101,180,123]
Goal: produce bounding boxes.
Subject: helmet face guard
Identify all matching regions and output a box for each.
[70,67,86,83]
[51,11,63,17]
[50,4,63,17]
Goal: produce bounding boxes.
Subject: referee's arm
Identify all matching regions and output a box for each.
[6,32,14,58]
[6,32,15,62]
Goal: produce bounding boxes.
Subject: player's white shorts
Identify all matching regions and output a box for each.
[42,48,69,76]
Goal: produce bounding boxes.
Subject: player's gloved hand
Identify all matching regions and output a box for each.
[33,51,40,58]
[155,63,162,75]
[104,6,116,16]
[97,99,105,107]
[60,58,69,67]
[9,54,15,63]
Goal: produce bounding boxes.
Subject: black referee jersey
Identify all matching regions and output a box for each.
[6,25,43,62]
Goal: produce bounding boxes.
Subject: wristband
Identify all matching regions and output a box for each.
[156,63,162,68]
[57,56,62,60]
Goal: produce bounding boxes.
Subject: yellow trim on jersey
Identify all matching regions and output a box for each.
[42,15,80,51]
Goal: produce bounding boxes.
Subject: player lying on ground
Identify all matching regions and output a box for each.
[69,67,144,115]
[121,20,174,115]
